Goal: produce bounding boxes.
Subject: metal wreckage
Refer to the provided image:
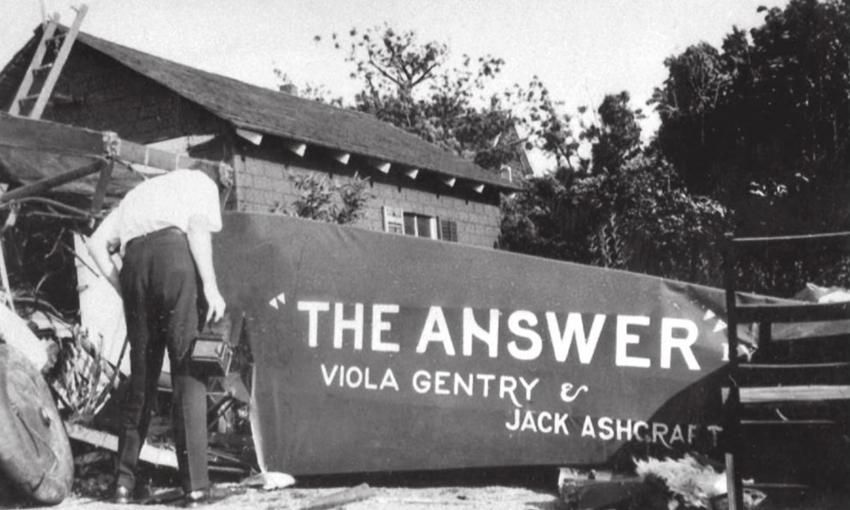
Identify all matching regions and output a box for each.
[1,114,849,509]
[0,113,253,505]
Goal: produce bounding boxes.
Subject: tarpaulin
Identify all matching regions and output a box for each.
[214,213,784,476]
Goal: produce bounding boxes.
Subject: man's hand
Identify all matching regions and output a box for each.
[204,284,226,324]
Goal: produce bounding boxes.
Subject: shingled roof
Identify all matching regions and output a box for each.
[41,28,518,191]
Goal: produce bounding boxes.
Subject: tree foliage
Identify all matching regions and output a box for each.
[651,0,850,236]
[277,10,850,293]
[299,25,571,175]
[500,93,730,286]
[335,25,514,168]
[646,0,850,293]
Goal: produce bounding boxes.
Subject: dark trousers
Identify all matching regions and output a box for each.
[116,228,209,493]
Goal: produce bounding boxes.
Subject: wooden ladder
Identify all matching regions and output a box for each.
[722,231,850,509]
[8,4,88,119]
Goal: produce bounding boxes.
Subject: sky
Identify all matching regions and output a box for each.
[1,0,789,166]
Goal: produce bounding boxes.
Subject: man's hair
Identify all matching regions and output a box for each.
[184,162,234,190]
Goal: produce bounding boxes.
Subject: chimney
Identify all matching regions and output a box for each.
[279,83,299,96]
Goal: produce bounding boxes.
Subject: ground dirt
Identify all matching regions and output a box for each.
[42,485,563,510]
[16,482,850,510]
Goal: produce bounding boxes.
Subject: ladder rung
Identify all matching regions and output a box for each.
[744,481,809,490]
[739,385,850,404]
[19,94,41,103]
[735,301,850,323]
[740,419,838,426]
[739,361,850,370]
[32,63,53,73]
[47,33,66,43]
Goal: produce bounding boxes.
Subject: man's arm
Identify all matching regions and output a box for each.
[186,214,225,323]
[86,212,122,294]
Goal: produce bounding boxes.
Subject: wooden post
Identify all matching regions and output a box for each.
[90,159,114,213]
[722,233,744,510]
[0,240,13,312]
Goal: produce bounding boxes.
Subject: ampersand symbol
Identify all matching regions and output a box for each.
[560,382,589,402]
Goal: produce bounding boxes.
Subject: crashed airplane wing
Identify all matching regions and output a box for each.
[213,213,824,475]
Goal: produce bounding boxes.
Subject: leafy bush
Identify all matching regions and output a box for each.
[272,173,372,225]
[500,154,731,286]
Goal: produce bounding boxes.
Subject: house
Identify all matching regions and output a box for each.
[0,26,521,247]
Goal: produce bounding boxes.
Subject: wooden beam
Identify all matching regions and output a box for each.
[284,141,307,157]
[116,139,230,185]
[235,128,263,145]
[0,159,105,204]
[0,115,231,188]
[66,422,178,469]
[404,168,419,179]
[90,160,114,212]
[332,151,350,165]
[736,301,850,323]
[300,483,374,510]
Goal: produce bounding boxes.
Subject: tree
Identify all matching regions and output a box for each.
[500,93,730,285]
[581,91,644,174]
[289,25,557,175]
[650,0,850,236]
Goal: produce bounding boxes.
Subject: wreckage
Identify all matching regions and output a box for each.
[1,113,848,508]
[0,112,250,504]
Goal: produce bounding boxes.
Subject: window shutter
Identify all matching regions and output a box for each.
[383,206,405,234]
[439,219,458,242]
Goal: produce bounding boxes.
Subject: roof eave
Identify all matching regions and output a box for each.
[229,120,522,192]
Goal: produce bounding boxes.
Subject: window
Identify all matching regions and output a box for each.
[383,206,457,242]
[404,212,437,239]
[439,219,458,242]
[382,206,404,234]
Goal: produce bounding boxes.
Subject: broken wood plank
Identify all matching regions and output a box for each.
[723,385,850,404]
[65,422,178,468]
[299,483,374,510]
[0,159,106,204]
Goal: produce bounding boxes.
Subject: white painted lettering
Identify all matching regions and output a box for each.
[499,376,521,407]
[507,310,543,361]
[598,417,614,440]
[371,304,400,352]
[320,363,338,386]
[581,415,596,438]
[412,370,431,393]
[616,315,651,368]
[519,377,539,402]
[416,306,456,356]
[554,413,570,435]
[298,301,330,347]
[333,303,364,350]
[434,370,451,395]
[661,318,700,370]
[462,308,499,358]
[546,312,606,364]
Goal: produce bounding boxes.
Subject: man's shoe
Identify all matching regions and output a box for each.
[182,489,208,508]
[133,480,153,502]
[112,485,132,504]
